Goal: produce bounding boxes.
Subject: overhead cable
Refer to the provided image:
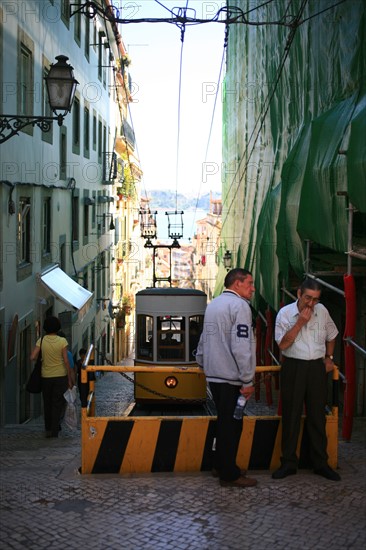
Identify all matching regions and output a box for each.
[190,27,227,241]
[221,0,309,232]
[72,2,298,28]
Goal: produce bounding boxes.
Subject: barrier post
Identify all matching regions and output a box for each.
[79,364,339,474]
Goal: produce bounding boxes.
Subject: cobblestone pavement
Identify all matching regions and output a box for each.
[1,370,365,550]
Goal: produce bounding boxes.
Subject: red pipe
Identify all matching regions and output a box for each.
[255,316,262,401]
[264,309,273,365]
[276,302,285,414]
[256,316,262,365]
[342,274,357,441]
[265,309,273,406]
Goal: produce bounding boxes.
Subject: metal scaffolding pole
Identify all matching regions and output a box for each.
[305,273,345,297]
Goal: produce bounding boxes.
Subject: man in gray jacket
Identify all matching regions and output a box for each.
[196,268,257,488]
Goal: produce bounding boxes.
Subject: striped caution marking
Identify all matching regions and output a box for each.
[81,414,337,474]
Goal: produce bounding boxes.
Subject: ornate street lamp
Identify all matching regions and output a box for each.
[0,55,78,144]
[96,213,116,231]
[223,250,232,271]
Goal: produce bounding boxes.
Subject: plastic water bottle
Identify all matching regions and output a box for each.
[233,395,247,419]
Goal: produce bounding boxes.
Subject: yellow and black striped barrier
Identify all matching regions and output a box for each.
[80,364,339,474]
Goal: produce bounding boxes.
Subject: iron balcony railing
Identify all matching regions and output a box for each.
[121,119,135,149]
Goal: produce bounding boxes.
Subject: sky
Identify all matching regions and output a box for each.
[120,0,226,204]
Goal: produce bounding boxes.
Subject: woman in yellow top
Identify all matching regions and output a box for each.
[30,316,73,438]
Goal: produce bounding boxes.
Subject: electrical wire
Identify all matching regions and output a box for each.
[110,61,142,210]
[174,16,186,211]
[153,0,176,16]
[173,1,194,211]
[298,0,347,25]
[75,0,352,262]
[84,1,297,27]
[220,0,309,236]
[200,0,347,253]
[188,28,227,240]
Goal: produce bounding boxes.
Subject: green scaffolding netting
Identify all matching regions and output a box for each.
[221,0,366,309]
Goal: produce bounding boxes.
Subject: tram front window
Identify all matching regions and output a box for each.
[189,315,203,360]
[158,316,184,361]
[137,315,153,359]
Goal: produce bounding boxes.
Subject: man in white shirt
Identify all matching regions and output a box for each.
[272,278,340,481]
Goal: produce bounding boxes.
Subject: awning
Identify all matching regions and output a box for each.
[84,197,95,206]
[40,266,93,312]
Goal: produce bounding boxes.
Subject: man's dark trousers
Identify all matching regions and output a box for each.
[210,382,243,481]
[280,357,329,470]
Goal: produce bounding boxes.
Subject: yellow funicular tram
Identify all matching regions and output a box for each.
[134,287,207,403]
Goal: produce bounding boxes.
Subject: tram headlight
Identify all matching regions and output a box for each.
[164,376,178,389]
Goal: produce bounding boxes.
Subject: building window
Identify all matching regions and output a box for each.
[60,127,67,180]
[102,43,107,88]
[101,252,106,297]
[91,264,95,293]
[18,197,31,265]
[98,119,102,163]
[17,32,34,137]
[72,96,80,154]
[96,261,101,300]
[92,111,97,150]
[98,32,103,80]
[84,106,90,157]
[83,203,89,239]
[92,193,96,227]
[102,124,107,178]
[103,124,107,161]
[42,197,51,255]
[72,194,79,244]
[74,0,81,44]
[85,12,90,59]
[61,0,70,27]
[60,239,66,271]
[83,268,88,290]
[19,43,33,116]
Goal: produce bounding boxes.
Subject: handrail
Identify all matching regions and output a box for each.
[344,337,366,358]
[82,364,282,374]
[266,349,280,366]
[83,344,94,368]
[80,364,339,419]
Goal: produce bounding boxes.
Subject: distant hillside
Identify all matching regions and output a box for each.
[145,191,221,211]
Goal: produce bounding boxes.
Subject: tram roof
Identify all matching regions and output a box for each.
[136,288,207,297]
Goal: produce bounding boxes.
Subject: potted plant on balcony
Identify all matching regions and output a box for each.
[122,293,134,315]
[121,54,131,68]
[116,54,132,72]
[115,309,126,329]
[116,186,125,201]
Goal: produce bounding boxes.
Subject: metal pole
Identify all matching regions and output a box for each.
[347,202,354,275]
[280,287,297,301]
[266,349,280,366]
[258,311,268,325]
[153,247,157,287]
[344,337,366,358]
[305,273,345,297]
[169,247,172,287]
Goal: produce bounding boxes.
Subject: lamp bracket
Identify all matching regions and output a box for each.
[0,114,63,144]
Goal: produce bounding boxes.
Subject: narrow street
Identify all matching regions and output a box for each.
[0,370,365,549]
